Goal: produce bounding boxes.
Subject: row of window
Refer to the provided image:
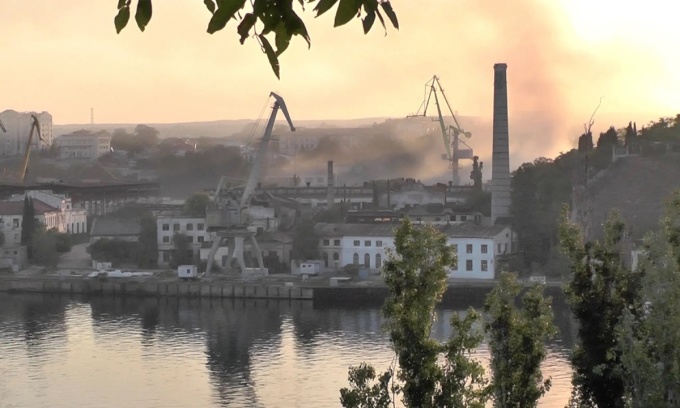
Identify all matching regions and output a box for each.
[161,235,205,244]
[352,240,384,247]
[452,244,488,254]
[161,222,205,232]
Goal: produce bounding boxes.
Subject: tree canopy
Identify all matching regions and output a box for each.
[113,0,399,78]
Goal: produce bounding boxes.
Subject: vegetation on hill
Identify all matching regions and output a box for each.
[511,115,680,276]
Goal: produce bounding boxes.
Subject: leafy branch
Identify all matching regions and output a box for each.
[114,0,399,78]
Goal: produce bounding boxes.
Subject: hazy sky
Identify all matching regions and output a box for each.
[1,1,678,141]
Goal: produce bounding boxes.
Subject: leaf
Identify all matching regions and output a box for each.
[288,13,311,47]
[207,0,246,34]
[380,1,398,29]
[135,0,153,32]
[314,0,338,17]
[334,0,360,27]
[274,23,291,56]
[237,13,257,44]
[114,6,130,34]
[117,0,129,9]
[375,8,387,34]
[204,0,216,14]
[259,35,280,79]
[362,9,375,34]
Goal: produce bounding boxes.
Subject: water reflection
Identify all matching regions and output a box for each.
[0,293,574,408]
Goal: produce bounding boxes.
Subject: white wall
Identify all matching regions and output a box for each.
[157,216,210,265]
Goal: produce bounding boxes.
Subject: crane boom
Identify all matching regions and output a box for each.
[239,92,295,210]
[18,115,42,183]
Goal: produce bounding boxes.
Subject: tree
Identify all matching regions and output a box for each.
[171,233,193,267]
[137,212,158,268]
[290,218,320,261]
[88,238,138,266]
[617,190,680,407]
[113,0,399,78]
[31,226,59,268]
[20,196,35,249]
[559,206,642,408]
[134,124,160,147]
[183,192,211,217]
[470,156,483,190]
[340,219,490,408]
[484,272,556,408]
[596,126,619,150]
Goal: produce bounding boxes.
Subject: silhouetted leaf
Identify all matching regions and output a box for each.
[334,0,360,27]
[314,0,338,17]
[237,13,256,44]
[375,8,387,35]
[288,13,311,47]
[135,0,153,31]
[117,0,129,9]
[362,9,375,34]
[380,1,398,29]
[259,35,280,79]
[114,6,130,33]
[275,23,291,56]
[207,0,246,33]
[204,0,216,14]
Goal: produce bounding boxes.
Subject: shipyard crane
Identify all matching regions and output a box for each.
[409,75,474,186]
[18,115,43,183]
[204,93,295,279]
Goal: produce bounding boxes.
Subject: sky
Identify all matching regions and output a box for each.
[1,0,679,159]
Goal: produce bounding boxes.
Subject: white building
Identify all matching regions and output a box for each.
[8,191,88,234]
[0,110,53,156]
[315,222,513,280]
[55,130,112,160]
[157,216,210,265]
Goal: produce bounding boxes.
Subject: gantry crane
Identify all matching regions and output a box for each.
[410,76,474,186]
[204,93,295,279]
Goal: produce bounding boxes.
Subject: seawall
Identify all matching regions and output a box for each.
[0,277,566,308]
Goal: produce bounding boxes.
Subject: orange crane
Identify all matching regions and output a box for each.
[18,115,43,183]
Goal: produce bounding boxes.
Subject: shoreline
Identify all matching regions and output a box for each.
[0,275,566,307]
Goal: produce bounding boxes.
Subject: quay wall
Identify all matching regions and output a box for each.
[0,278,565,307]
[0,278,314,301]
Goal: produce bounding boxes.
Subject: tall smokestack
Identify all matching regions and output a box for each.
[327,160,335,210]
[491,63,511,224]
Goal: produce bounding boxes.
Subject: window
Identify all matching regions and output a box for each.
[162,224,169,231]
[163,236,170,243]
[450,215,456,221]
[186,223,194,231]
[375,253,382,269]
[323,239,330,246]
[481,260,488,272]
[364,240,371,247]
[466,260,473,271]
[353,253,359,265]
[504,243,509,253]
[12,219,18,228]
[461,215,467,221]
[376,240,383,247]
[466,244,473,254]
[481,244,488,254]
[323,252,329,267]
[197,236,204,243]
[435,217,441,221]
[333,252,339,261]
[173,223,180,231]
[197,223,205,230]
[354,240,360,247]
[364,253,370,268]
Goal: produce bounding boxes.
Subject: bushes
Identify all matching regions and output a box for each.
[88,238,139,267]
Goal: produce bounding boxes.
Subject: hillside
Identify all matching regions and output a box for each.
[588,154,680,240]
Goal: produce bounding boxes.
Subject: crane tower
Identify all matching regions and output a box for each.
[409,76,474,186]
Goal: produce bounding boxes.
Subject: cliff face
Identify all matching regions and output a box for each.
[587,153,680,240]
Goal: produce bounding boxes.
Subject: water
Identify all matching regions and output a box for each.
[0,294,575,407]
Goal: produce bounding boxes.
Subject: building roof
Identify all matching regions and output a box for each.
[0,199,58,216]
[315,222,509,239]
[90,216,142,237]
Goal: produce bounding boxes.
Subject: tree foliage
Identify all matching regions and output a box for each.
[559,206,642,408]
[88,238,139,266]
[111,125,159,154]
[171,232,193,267]
[21,196,35,251]
[290,218,320,261]
[341,219,490,408]
[31,225,59,268]
[183,192,212,217]
[113,0,399,78]
[137,212,158,268]
[617,190,680,407]
[485,272,556,408]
